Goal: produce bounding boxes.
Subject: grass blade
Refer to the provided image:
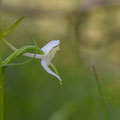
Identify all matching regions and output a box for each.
[92,65,111,120]
[4,16,25,36]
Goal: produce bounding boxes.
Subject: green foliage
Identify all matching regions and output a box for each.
[92,65,111,120]
[4,16,25,36]
[0,16,25,38]
[0,16,45,67]
[1,45,37,67]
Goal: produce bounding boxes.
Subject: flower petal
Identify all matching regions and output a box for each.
[44,46,60,65]
[41,40,60,55]
[23,52,43,59]
[41,60,62,81]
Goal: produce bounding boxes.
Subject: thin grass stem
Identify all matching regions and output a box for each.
[92,65,111,120]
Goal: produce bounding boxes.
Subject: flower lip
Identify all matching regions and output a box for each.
[41,60,62,81]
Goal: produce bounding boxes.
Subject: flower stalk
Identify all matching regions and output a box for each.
[0,0,4,119]
[0,67,4,120]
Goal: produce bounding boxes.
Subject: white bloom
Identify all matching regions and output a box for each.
[24,40,62,82]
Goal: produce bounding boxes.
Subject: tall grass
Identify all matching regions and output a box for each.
[92,65,111,120]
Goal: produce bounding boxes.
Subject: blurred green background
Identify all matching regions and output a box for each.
[1,0,120,119]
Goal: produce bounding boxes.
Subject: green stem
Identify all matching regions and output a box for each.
[0,67,4,120]
[92,65,111,120]
[0,0,2,64]
[0,1,4,120]
[2,38,17,51]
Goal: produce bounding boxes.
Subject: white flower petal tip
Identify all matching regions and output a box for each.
[41,40,60,55]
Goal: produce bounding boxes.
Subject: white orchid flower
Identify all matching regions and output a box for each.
[24,40,62,84]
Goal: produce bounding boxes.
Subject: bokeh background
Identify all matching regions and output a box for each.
[1,0,120,119]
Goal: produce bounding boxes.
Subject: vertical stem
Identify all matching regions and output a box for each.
[0,0,4,120]
[0,68,4,120]
[0,0,1,63]
[92,65,111,120]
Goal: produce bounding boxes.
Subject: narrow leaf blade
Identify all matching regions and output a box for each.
[92,65,111,120]
[0,29,5,39]
[1,45,36,66]
[4,40,39,67]
[4,16,25,36]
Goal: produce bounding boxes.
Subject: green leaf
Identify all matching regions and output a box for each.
[0,29,5,39]
[3,48,38,67]
[4,58,34,67]
[1,45,43,67]
[2,38,40,68]
[4,16,25,36]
